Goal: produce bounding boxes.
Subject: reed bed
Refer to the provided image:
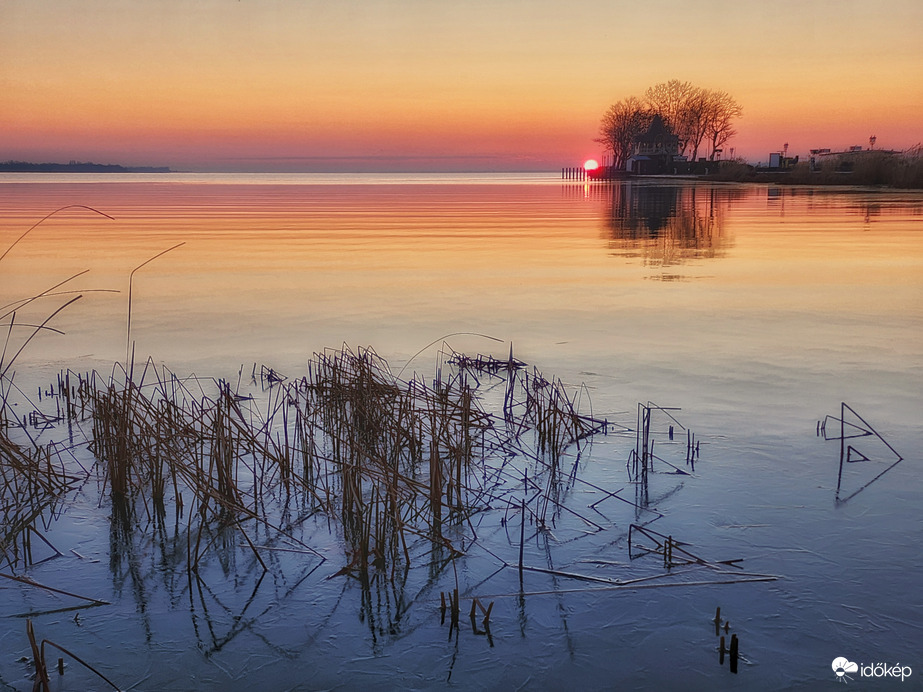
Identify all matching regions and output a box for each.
[6,331,768,692]
[2,337,732,607]
[3,338,774,687]
[9,344,603,580]
[0,398,81,568]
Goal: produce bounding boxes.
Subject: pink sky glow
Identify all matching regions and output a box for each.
[2,0,921,171]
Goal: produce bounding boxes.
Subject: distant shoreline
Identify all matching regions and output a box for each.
[0,160,172,173]
[701,159,923,190]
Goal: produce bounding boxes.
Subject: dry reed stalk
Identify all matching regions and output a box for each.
[40,638,121,691]
[0,420,80,568]
[26,619,50,691]
[0,297,83,382]
[124,242,185,366]
[0,205,114,264]
[1,572,109,605]
[25,619,120,692]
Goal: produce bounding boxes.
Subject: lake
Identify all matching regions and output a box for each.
[1,174,921,691]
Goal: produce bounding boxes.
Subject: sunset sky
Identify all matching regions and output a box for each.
[2,0,921,172]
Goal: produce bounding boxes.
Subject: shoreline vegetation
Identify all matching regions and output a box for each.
[0,160,172,173]
[585,150,923,190]
[705,152,923,189]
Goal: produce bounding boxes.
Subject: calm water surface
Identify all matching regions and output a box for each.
[0,174,921,691]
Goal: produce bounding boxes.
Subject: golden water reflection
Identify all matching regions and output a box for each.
[1,178,921,375]
[600,182,742,271]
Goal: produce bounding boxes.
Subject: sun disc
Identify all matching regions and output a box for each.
[583,159,599,171]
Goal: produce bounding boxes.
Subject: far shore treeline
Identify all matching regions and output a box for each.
[0,160,172,173]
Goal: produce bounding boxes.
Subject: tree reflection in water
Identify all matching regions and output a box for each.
[602,182,742,274]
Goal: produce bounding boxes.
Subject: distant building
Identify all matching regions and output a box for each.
[809,145,899,171]
[766,152,798,170]
[627,115,681,175]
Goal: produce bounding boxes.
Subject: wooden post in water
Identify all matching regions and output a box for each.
[519,497,526,579]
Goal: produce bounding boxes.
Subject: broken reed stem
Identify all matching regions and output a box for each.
[0,205,115,264]
[125,242,185,366]
[0,296,83,381]
[26,619,49,691]
[26,620,120,692]
[41,639,121,691]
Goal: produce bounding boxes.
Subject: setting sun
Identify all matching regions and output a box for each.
[584,159,599,170]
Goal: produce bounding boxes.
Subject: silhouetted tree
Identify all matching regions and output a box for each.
[595,96,652,171]
[645,80,698,159]
[598,80,742,169]
[704,90,742,160]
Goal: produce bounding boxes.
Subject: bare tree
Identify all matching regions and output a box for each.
[644,80,742,161]
[704,91,742,160]
[684,88,712,162]
[599,80,743,169]
[645,80,704,159]
[595,96,651,171]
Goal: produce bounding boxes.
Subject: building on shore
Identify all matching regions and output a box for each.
[626,115,683,175]
[809,140,900,171]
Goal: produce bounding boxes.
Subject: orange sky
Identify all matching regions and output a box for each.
[1,0,921,171]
